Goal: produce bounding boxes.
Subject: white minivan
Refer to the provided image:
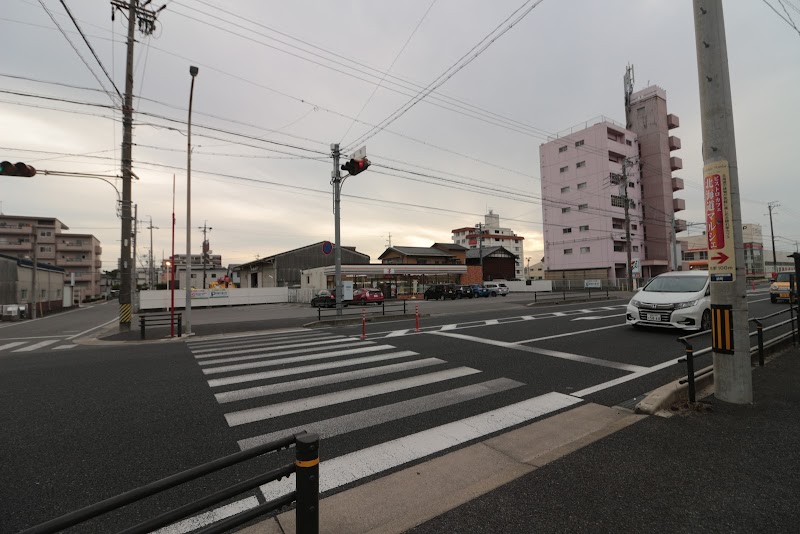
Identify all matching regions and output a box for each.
[626,271,711,331]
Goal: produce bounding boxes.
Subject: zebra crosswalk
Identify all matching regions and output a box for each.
[184,328,582,523]
[0,338,77,353]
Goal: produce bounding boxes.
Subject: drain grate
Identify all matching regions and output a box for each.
[616,394,647,412]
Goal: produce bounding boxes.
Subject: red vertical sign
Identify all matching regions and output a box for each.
[704,173,724,250]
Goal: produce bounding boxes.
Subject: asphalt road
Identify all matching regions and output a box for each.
[0,288,786,532]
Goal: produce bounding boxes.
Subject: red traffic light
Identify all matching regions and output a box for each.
[340,157,370,176]
[0,161,37,177]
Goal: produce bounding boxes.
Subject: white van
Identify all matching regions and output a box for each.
[625,271,711,331]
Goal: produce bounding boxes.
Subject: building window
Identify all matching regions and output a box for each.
[21,289,27,299]
[191,273,197,278]
[563,228,572,234]
[580,247,590,254]
[626,140,632,146]
[579,225,589,232]
[576,161,586,168]
[495,238,500,242]
[561,186,570,194]
[560,166,568,173]
[564,249,573,255]
[211,273,217,278]
[614,243,625,252]
[611,195,627,208]
[561,207,571,213]
[699,251,708,260]
[495,230,500,234]
[632,224,638,230]
[684,252,695,261]
[578,204,588,211]
[575,140,584,147]
[558,145,568,153]
[633,246,639,252]
[577,182,587,190]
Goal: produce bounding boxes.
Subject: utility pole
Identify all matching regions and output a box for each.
[332,143,342,316]
[620,160,634,291]
[478,223,484,280]
[147,216,158,288]
[111,0,162,331]
[31,226,38,319]
[767,201,779,278]
[132,203,138,311]
[671,212,679,271]
[693,0,752,404]
[199,221,212,289]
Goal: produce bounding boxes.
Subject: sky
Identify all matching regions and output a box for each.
[2,0,800,274]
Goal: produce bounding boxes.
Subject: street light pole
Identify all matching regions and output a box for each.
[186,65,198,335]
[332,143,342,316]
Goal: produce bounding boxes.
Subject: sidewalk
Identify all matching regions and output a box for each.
[407,347,800,533]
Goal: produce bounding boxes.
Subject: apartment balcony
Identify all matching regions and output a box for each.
[674,219,687,233]
[667,114,680,129]
[672,177,685,192]
[673,198,686,212]
[59,242,93,251]
[0,243,31,251]
[60,258,93,267]
[95,245,102,255]
[0,225,33,235]
[668,135,681,151]
[670,156,683,171]
[71,272,95,281]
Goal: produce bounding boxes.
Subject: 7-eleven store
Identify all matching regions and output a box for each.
[300,264,467,298]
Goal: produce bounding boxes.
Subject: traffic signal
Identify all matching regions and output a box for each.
[341,157,370,176]
[0,161,37,177]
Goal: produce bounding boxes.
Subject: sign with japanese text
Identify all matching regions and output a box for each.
[703,160,736,282]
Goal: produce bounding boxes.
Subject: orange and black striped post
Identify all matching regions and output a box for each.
[711,304,734,354]
[295,433,319,534]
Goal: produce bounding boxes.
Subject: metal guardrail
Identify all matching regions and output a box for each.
[677,304,799,403]
[20,432,320,534]
[139,312,182,339]
[316,299,408,321]
[531,287,610,303]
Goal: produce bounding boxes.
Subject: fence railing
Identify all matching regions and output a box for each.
[316,300,408,321]
[530,287,611,303]
[20,432,319,534]
[677,303,799,403]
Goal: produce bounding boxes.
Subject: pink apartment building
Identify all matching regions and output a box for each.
[540,85,684,282]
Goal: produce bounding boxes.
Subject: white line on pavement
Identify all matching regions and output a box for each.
[571,357,684,397]
[189,331,333,351]
[225,367,481,427]
[13,339,60,352]
[53,345,77,350]
[238,377,525,450]
[431,331,645,372]
[515,323,627,344]
[259,392,582,501]
[216,358,444,403]
[66,316,120,340]
[0,342,26,352]
[198,341,368,366]
[153,496,259,534]
[194,337,353,359]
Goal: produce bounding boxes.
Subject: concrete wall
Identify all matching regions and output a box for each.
[139,287,289,311]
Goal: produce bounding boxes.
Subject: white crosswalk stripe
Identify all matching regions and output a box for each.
[180,328,575,531]
[12,339,60,352]
[0,339,79,352]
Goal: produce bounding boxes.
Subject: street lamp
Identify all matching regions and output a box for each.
[186,65,198,335]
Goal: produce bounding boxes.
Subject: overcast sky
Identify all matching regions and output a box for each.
[2,0,800,273]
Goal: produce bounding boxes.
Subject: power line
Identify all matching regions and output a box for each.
[763,0,800,35]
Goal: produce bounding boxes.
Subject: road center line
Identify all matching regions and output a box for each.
[430,331,645,372]
[67,316,120,340]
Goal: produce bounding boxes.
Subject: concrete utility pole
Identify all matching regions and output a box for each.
[111,0,162,330]
[693,0,752,404]
[31,226,38,319]
[132,203,138,311]
[621,160,634,291]
[478,223,484,280]
[199,221,212,289]
[332,143,343,316]
[147,216,158,287]
[767,201,779,277]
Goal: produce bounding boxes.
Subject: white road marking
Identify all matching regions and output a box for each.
[13,339,60,352]
[431,331,645,372]
[152,496,260,534]
[571,314,626,321]
[225,367,481,426]
[516,323,627,344]
[186,328,315,347]
[197,341,369,366]
[572,357,684,397]
[484,319,499,325]
[208,352,419,388]
[260,392,582,501]
[194,337,353,359]
[238,377,524,450]
[749,297,771,303]
[66,316,120,340]
[216,358,444,403]
[383,329,410,338]
[0,342,27,352]
[53,345,77,350]
[190,332,335,353]
[202,346,402,375]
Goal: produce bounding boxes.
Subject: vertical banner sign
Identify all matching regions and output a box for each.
[703,161,736,282]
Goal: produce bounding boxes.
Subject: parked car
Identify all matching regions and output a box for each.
[454,285,474,299]
[625,271,711,331]
[353,288,384,305]
[770,272,796,303]
[310,289,350,308]
[483,282,509,297]
[424,284,456,300]
[470,284,491,298]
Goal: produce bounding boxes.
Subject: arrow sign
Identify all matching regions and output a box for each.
[711,252,729,264]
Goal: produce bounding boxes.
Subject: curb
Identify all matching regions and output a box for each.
[634,364,715,415]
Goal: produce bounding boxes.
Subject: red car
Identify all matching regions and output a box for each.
[353,288,384,305]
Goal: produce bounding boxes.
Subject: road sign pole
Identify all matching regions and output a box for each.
[693,0,752,403]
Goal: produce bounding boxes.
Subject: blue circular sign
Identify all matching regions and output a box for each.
[322,241,333,255]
